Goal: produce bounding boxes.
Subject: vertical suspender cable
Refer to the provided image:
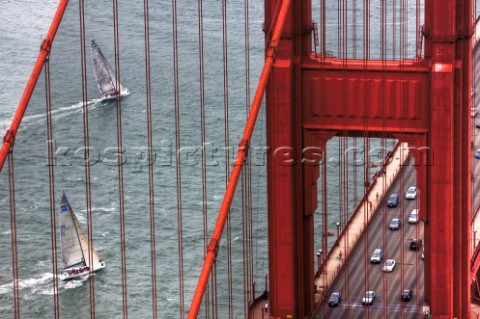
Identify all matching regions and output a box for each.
[352,0,357,59]
[78,1,97,317]
[337,0,343,229]
[352,0,358,241]
[362,0,371,317]
[196,1,211,318]
[245,0,265,310]
[380,1,388,317]
[340,0,350,317]
[44,55,60,319]
[321,0,326,56]
[0,0,69,172]
[111,1,128,318]
[393,0,397,60]
[221,1,232,317]
[401,0,420,311]
[243,1,255,312]
[8,153,20,319]
[397,0,407,315]
[187,1,292,317]
[321,150,328,276]
[416,0,423,312]
[171,0,185,317]
[242,167,249,316]
[319,3,328,316]
[143,1,158,317]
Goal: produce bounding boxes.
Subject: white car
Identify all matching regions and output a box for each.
[408,209,420,224]
[472,107,478,117]
[362,290,376,305]
[405,186,417,199]
[389,218,401,230]
[370,248,383,264]
[382,259,396,272]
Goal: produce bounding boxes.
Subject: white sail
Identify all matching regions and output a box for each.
[59,192,105,280]
[91,37,129,100]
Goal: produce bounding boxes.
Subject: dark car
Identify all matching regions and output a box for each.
[387,193,400,207]
[476,122,480,129]
[410,239,423,250]
[402,289,413,301]
[328,292,342,307]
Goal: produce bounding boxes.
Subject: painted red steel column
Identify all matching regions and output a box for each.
[424,0,471,317]
[265,0,314,318]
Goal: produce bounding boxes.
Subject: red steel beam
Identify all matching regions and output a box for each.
[423,0,471,317]
[186,0,292,318]
[0,0,69,172]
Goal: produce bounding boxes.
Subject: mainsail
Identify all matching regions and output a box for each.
[91,37,128,100]
[59,192,102,274]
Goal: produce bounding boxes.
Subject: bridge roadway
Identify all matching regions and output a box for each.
[250,143,411,318]
[314,162,424,318]
[251,135,480,318]
[315,124,480,318]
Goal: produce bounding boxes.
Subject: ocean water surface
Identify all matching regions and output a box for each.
[0,1,269,318]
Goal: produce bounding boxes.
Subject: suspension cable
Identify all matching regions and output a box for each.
[195,1,211,318]
[362,0,371,317]
[243,0,255,313]
[111,1,128,317]
[143,1,158,317]
[78,1,97,317]
[221,1,232,317]
[187,1,292,317]
[171,0,186,317]
[44,52,60,319]
[8,152,20,319]
[0,0,69,172]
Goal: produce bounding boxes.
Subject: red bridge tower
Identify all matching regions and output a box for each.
[265,0,472,318]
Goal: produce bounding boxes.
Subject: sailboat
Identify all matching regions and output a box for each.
[91,37,130,101]
[58,192,106,281]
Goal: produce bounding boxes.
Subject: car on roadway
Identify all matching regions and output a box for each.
[387,193,400,207]
[476,149,480,159]
[402,289,413,302]
[362,291,376,305]
[476,122,480,129]
[410,239,423,250]
[328,292,342,307]
[382,259,396,272]
[405,186,417,199]
[389,218,401,230]
[408,209,420,224]
[370,248,383,264]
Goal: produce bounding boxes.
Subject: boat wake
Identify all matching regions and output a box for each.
[63,276,88,289]
[0,98,102,136]
[0,272,53,296]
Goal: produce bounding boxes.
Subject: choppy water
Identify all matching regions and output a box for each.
[0,1,268,318]
[0,1,406,318]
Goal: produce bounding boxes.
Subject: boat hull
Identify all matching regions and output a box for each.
[59,261,106,281]
[101,88,130,101]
